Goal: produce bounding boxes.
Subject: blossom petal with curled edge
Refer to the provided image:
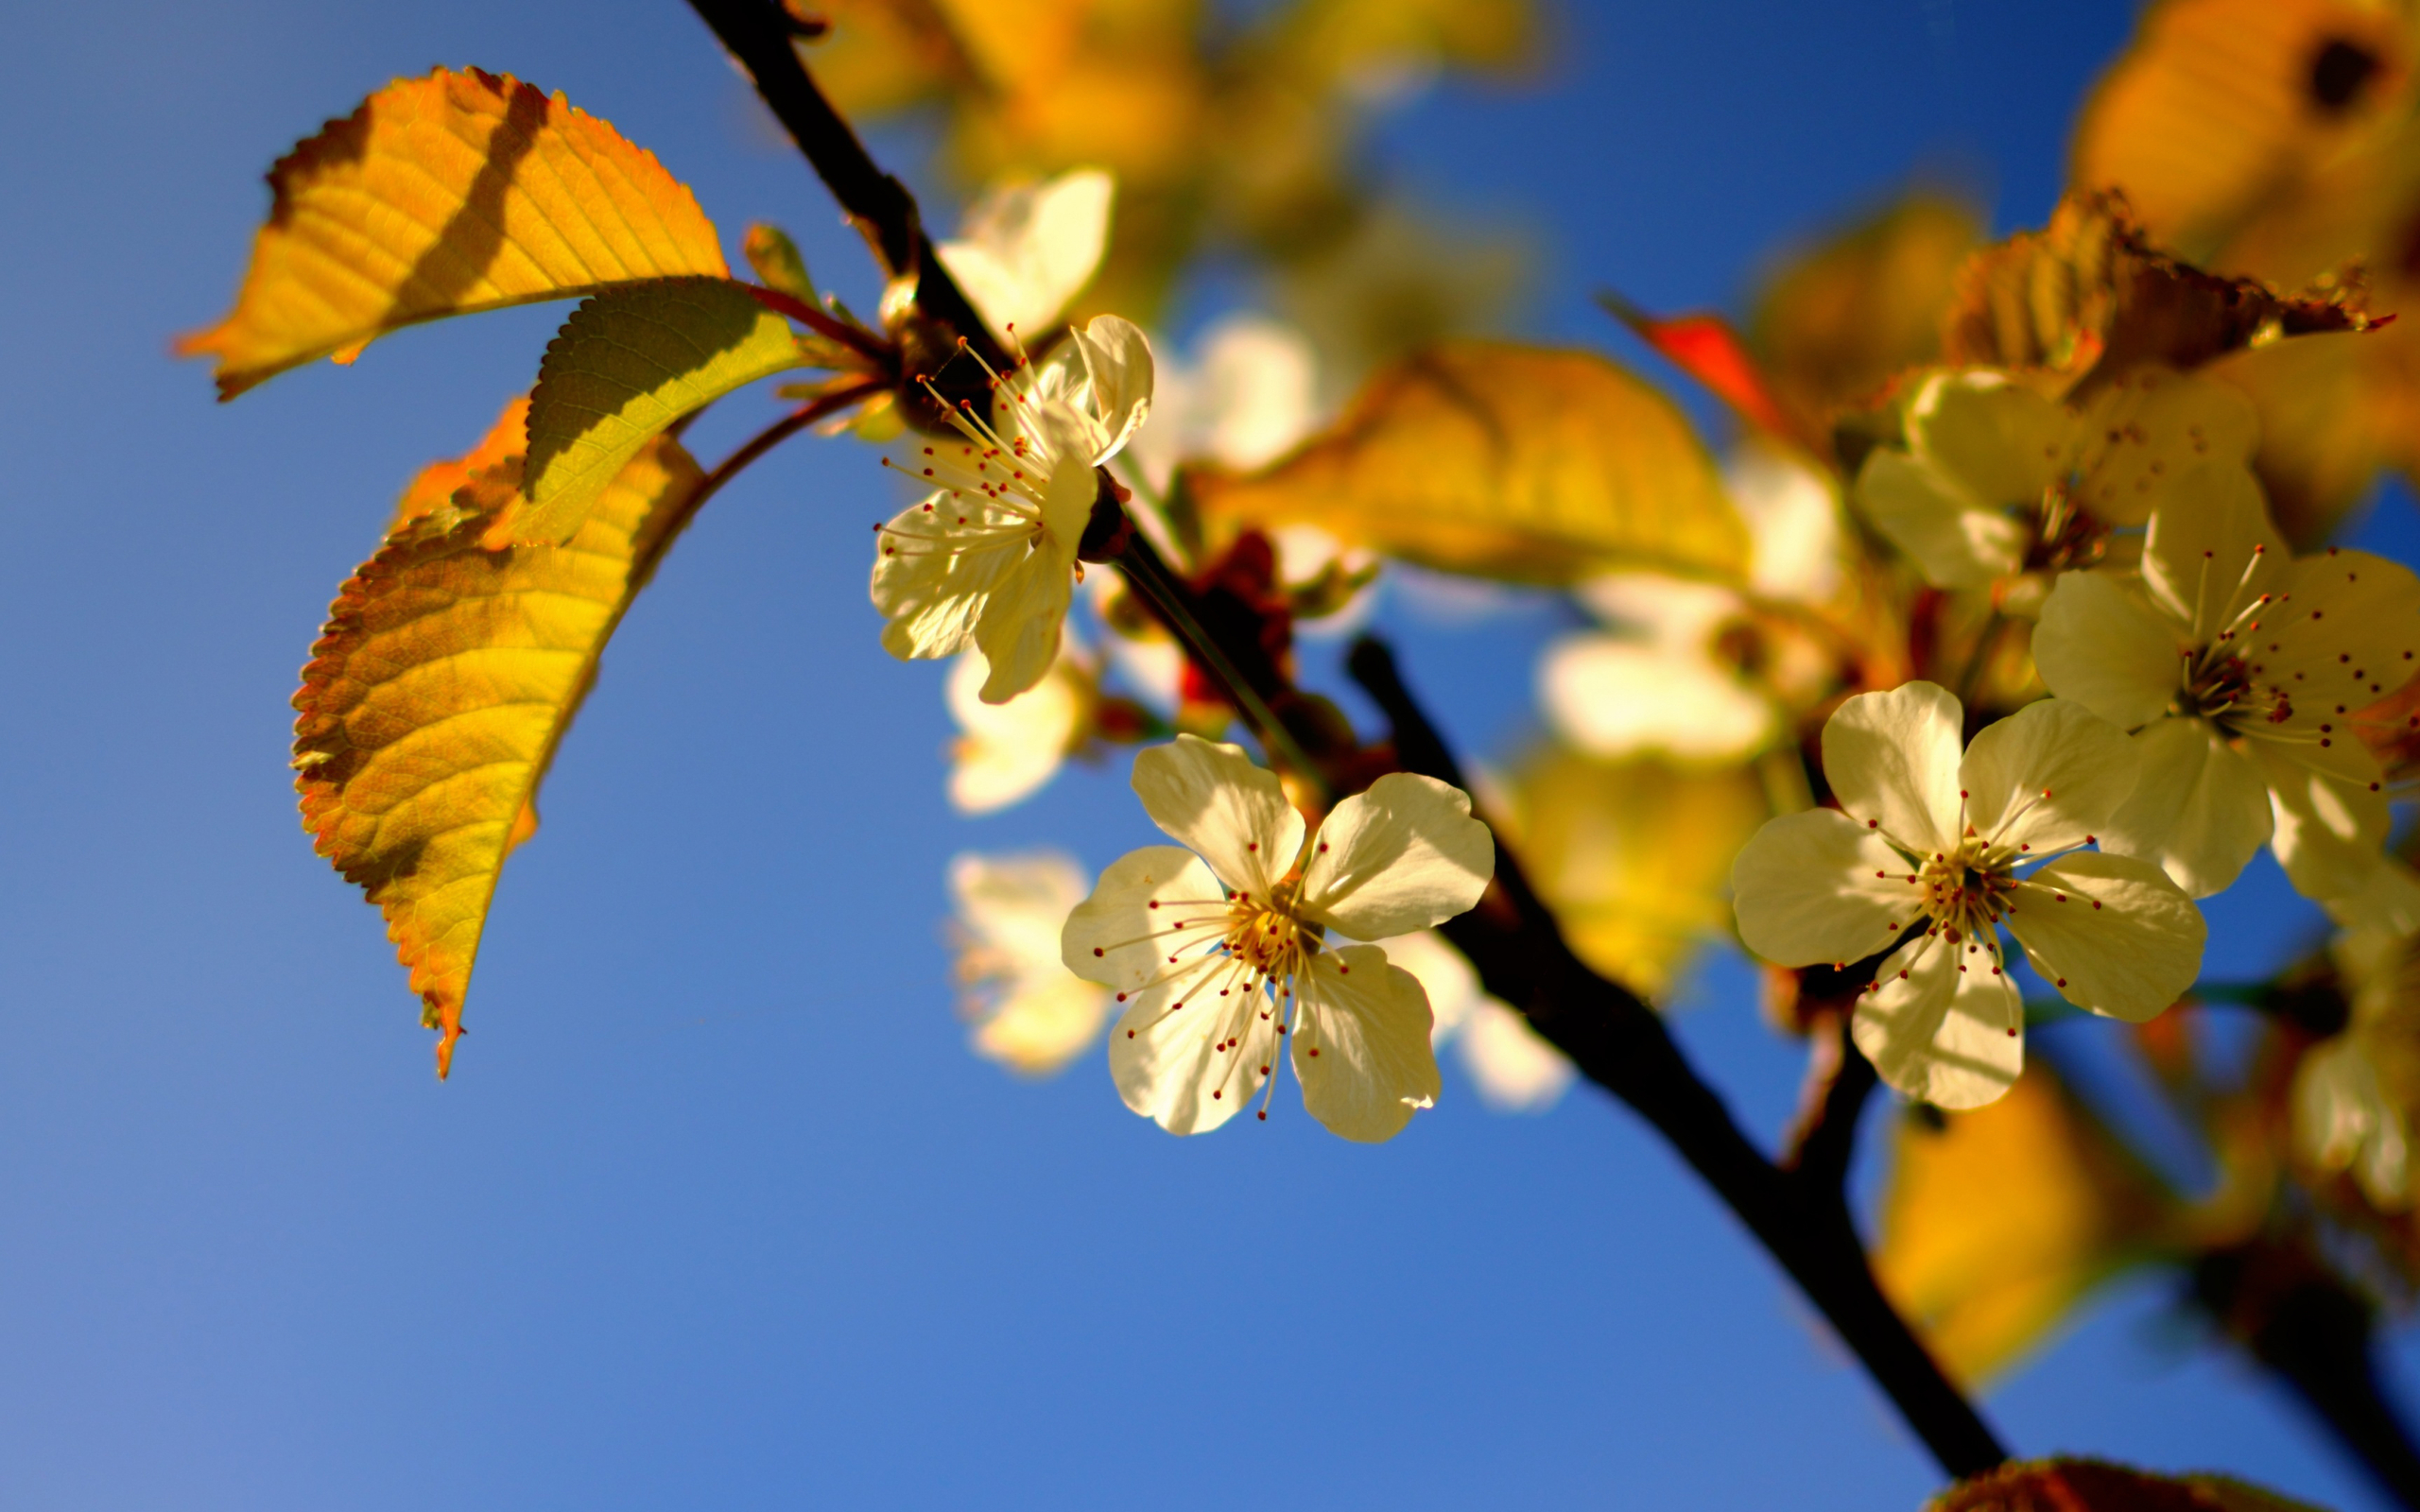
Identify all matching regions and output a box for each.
[2007,851,2205,1022]
[1853,449,2029,590]
[1852,932,2025,1110]
[1822,681,1965,853]
[1070,316,1154,462]
[1061,846,1227,992]
[1906,369,2066,507]
[1732,810,1918,968]
[936,169,1114,343]
[1130,736,1303,901]
[1299,774,1495,942]
[2033,572,2183,731]
[1292,947,1443,1143]
[182,68,729,400]
[2100,717,2273,898]
[1959,697,2141,857]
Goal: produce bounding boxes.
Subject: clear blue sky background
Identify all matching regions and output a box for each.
[6,1,2415,1507]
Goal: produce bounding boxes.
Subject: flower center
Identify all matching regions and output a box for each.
[1916,837,2018,940]
[2023,482,2110,575]
[1225,886,1310,976]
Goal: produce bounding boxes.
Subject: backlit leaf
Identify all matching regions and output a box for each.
[1876,1064,2179,1383]
[1748,193,1981,423]
[1941,189,2378,392]
[182,67,728,399]
[1187,342,1749,587]
[1599,293,1809,450]
[1929,1458,2331,1512]
[292,401,703,1076]
[520,278,811,543]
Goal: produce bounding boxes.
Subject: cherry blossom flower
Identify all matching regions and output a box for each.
[948,851,1114,1076]
[870,316,1153,703]
[944,642,1091,814]
[1853,366,2256,600]
[2032,474,2420,901]
[1732,682,2204,1109]
[1061,735,1494,1141]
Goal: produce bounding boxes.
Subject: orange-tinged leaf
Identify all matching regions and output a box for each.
[389,396,530,532]
[1187,342,1748,587]
[1876,1064,2180,1383]
[1748,192,1981,421]
[1929,1458,2332,1512]
[1598,292,1809,449]
[182,67,729,400]
[1942,189,2379,392]
[293,401,703,1076]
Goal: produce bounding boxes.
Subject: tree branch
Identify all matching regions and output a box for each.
[683,0,1009,370]
[1347,634,2007,1478]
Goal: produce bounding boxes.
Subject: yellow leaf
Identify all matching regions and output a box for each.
[1501,748,1768,998]
[182,67,728,400]
[292,401,703,1076]
[519,278,810,543]
[1748,192,1981,425]
[1876,1065,2178,1383]
[1188,342,1749,587]
[1928,1458,2333,1512]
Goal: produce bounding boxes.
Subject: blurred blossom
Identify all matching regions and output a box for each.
[2297,927,2420,1211]
[1853,366,2256,607]
[1379,929,1572,1112]
[1729,444,1844,605]
[945,644,1090,814]
[935,169,1116,345]
[949,851,1115,1076]
[1126,313,1321,491]
[1540,575,1777,765]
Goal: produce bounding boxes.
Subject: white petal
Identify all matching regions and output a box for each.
[2068,366,2259,527]
[1538,634,1775,763]
[2140,465,2285,633]
[2261,549,2420,719]
[1959,697,2140,855]
[1731,809,1922,968]
[1853,449,2027,590]
[1071,315,1154,463]
[1061,845,1229,989]
[870,496,1026,661]
[2098,717,2272,897]
[2253,742,2393,902]
[1729,445,1844,603]
[1851,932,2024,1110]
[951,849,1091,977]
[972,975,1115,1076]
[973,539,1076,703]
[1105,958,1269,1137]
[2007,851,2204,1022]
[935,168,1114,340]
[1822,680,1965,853]
[1456,1001,1576,1112]
[946,650,1082,812]
[1130,735,1303,900]
[1292,945,1443,1143]
[2032,571,2184,730]
[1906,369,2066,506]
[1301,773,1495,940]
[1373,930,1483,1040]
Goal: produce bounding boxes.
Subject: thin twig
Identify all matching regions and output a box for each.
[1346,634,2007,1477]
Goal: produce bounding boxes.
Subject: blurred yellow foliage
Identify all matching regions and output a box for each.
[1500,748,1767,998]
[1876,1066,2180,1383]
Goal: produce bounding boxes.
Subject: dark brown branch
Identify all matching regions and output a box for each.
[683,0,1009,370]
[1784,1015,1879,1197]
[1346,635,2007,1478]
[2193,1241,2420,1511]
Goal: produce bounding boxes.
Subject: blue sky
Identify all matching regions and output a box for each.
[4,0,2413,1507]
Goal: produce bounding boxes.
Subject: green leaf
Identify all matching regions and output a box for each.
[520,276,812,542]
